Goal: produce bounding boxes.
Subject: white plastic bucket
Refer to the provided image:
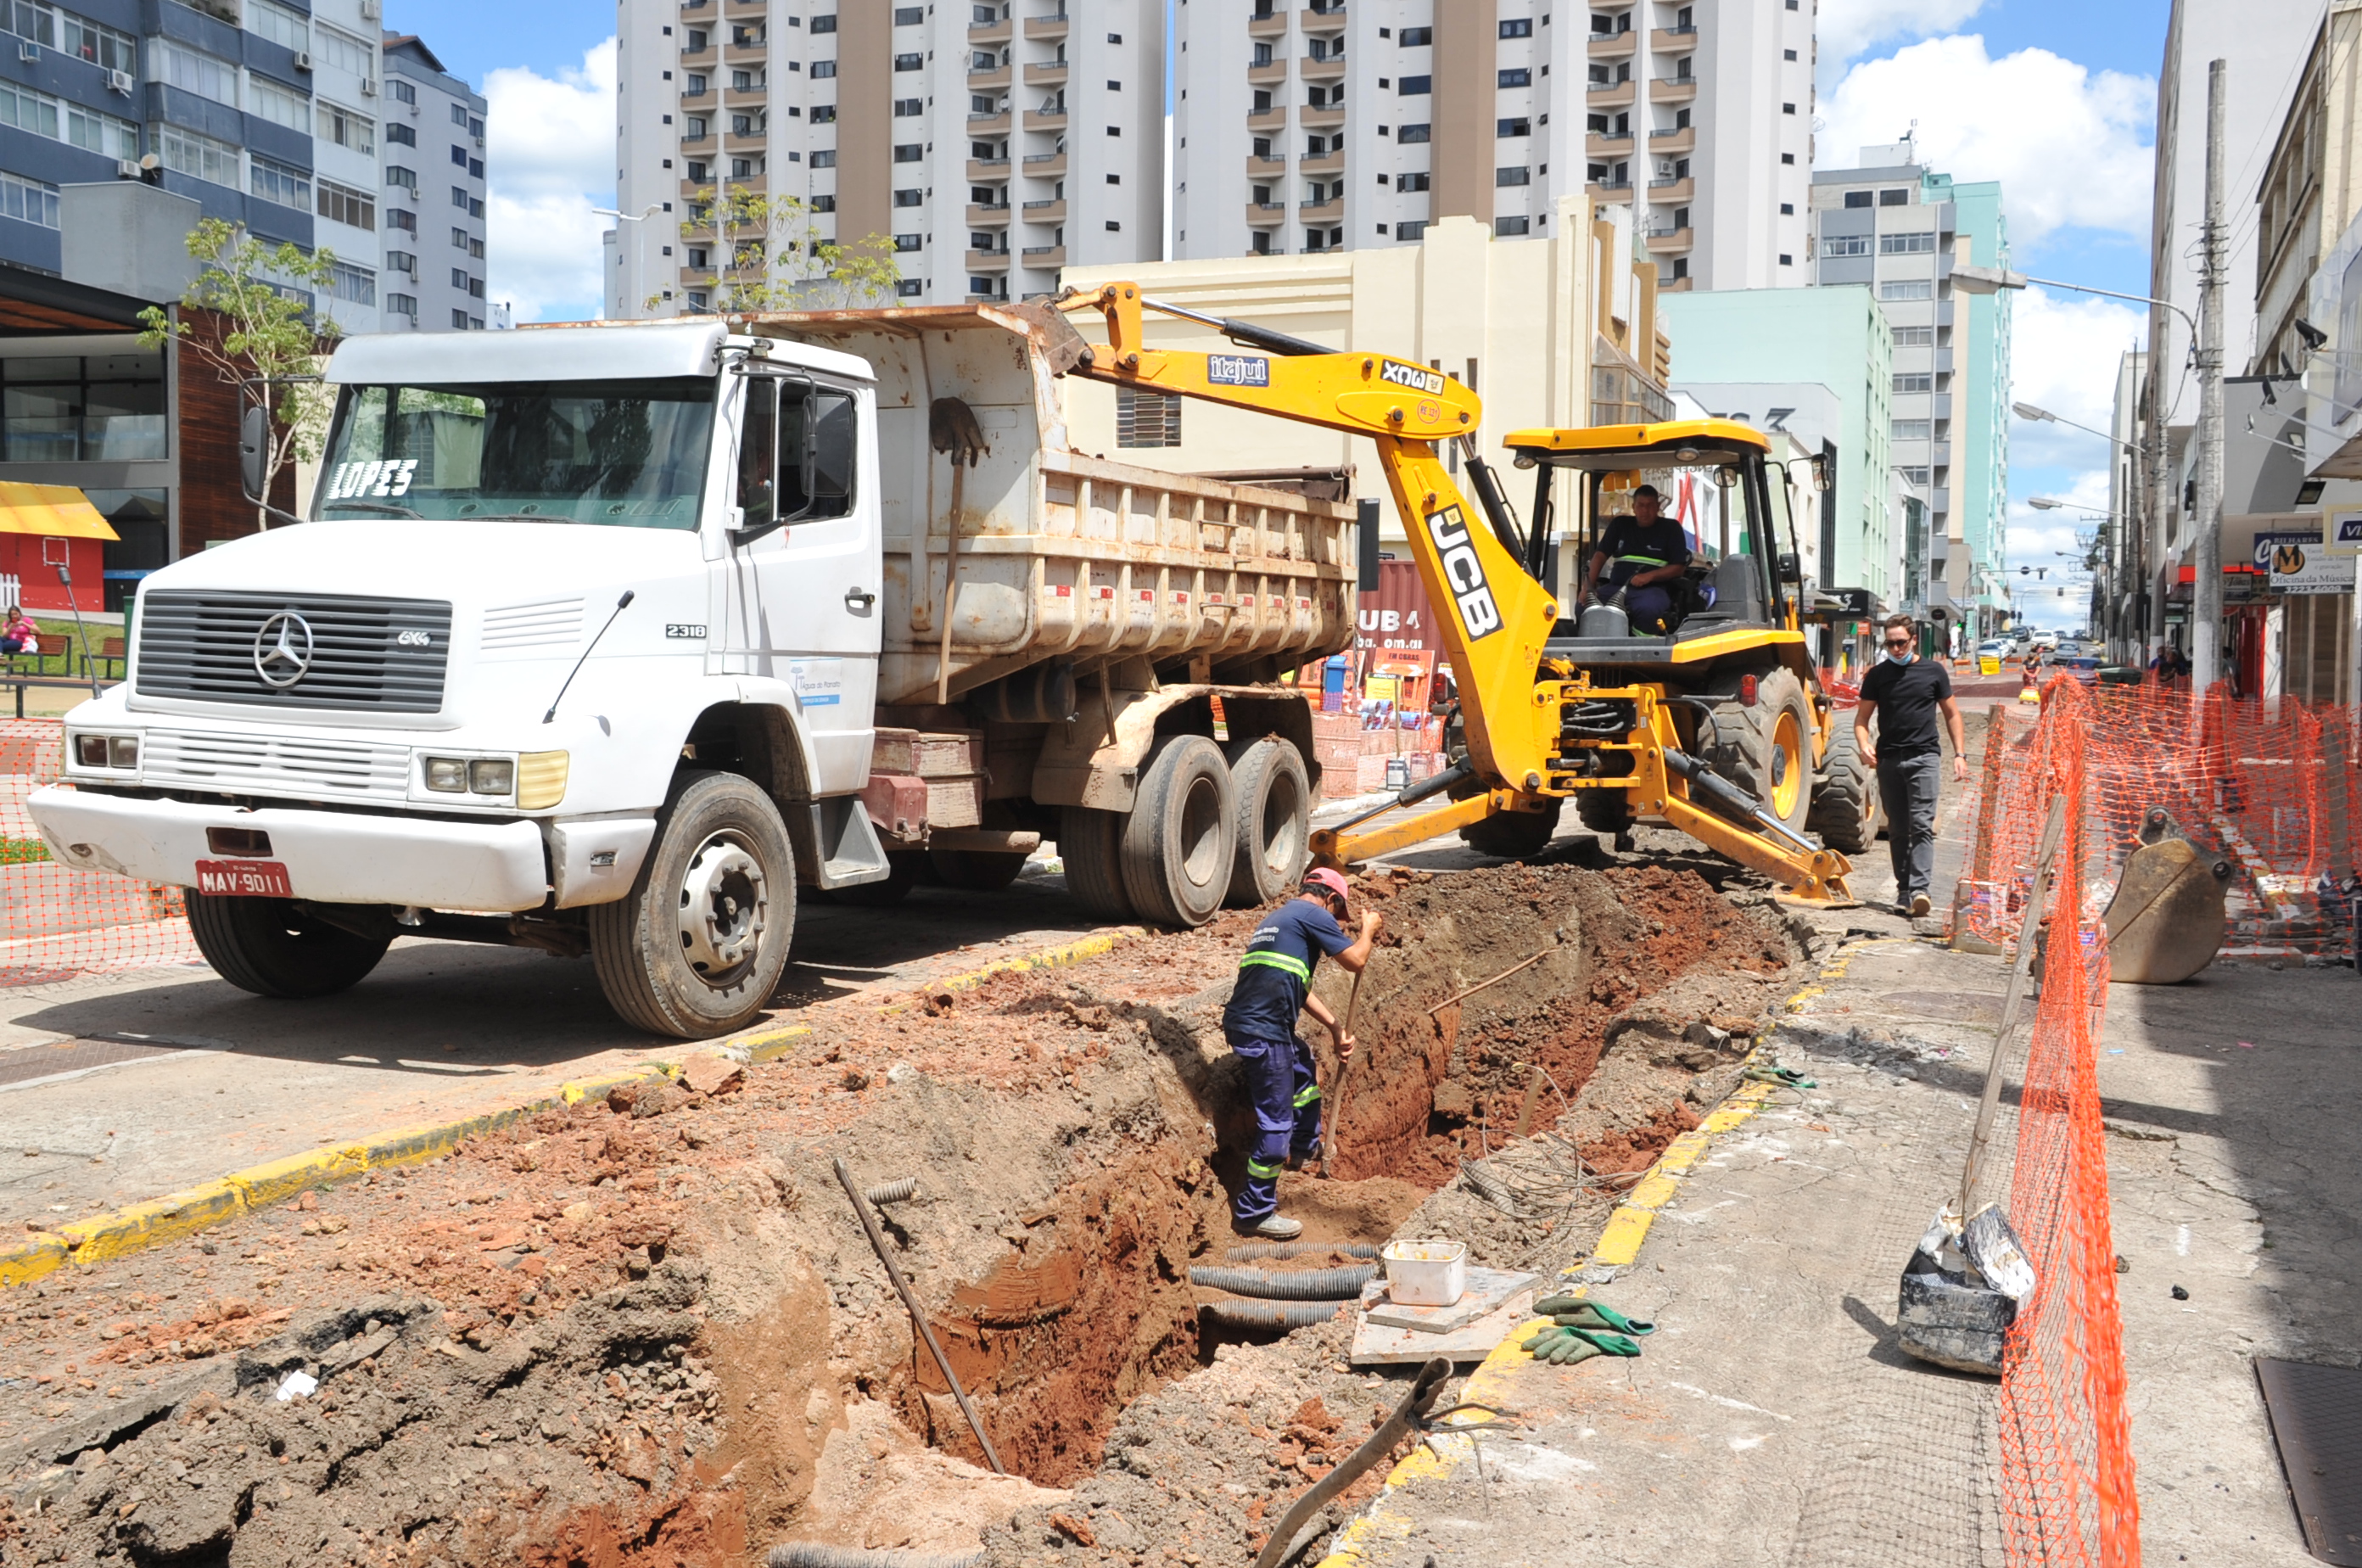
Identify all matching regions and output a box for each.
[1380,1239,1468,1306]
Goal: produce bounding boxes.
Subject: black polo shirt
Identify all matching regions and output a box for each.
[1597,515,1693,585]
[1859,655,1951,760]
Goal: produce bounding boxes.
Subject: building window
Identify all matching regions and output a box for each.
[811,149,837,168]
[1396,219,1427,240]
[893,143,923,162]
[386,249,413,274]
[1495,216,1531,236]
[897,278,923,297]
[1893,372,1932,393]
[1399,75,1431,95]
[895,98,923,116]
[1779,152,1794,165]
[1880,188,1911,205]
[813,60,837,79]
[1397,171,1430,192]
[893,188,922,207]
[314,25,375,80]
[0,351,166,461]
[1496,166,1531,187]
[0,170,59,230]
[386,207,417,232]
[893,233,921,251]
[1671,257,1688,280]
[249,154,311,210]
[1401,25,1432,45]
[1500,17,1534,37]
[1498,68,1531,88]
[317,178,376,229]
[813,106,837,123]
[1117,386,1183,447]
[1891,419,1932,441]
[329,261,375,305]
[1880,231,1935,254]
[151,39,239,105]
[389,79,416,106]
[1820,235,1869,258]
[162,126,241,188]
[813,194,836,211]
[453,309,470,329]
[1497,117,1530,137]
[452,184,472,207]
[812,14,837,32]
[894,4,924,20]
[1879,279,1934,301]
[246,0,309,51]
[1843,190,1872,210]
[1399,122,1430,143]
[1894,326,1934,346]
[388,121,416,147]
[451,143,470,167]
[57,14,137,74]
[1782,103,1795,115]
[1777,253,1792,265]
[320,102,377,154]
[893,52,923,70]
[1779,202,1794,215]
[247,73,309,132]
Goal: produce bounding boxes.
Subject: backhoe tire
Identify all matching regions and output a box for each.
[828,851,923,906]
[929,847,1030,892]
[589,770,795,1039]
[1807,718,1875,854]
[1574,753,1636,836]
[1458,801,1563,859]
[1060,806,1134,920]
[1702,666,1815,840]
[1120,734,1238,927]
[1224,736,1312,906]
[188,892,392,1000]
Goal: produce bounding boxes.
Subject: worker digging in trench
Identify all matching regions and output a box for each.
[1222,867,1383,1239]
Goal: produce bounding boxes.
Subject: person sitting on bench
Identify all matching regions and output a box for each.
[1583,484,1693,634]
[0,608,36,659]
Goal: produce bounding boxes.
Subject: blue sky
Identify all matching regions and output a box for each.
[424,0,2175,630]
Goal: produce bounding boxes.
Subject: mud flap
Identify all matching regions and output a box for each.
[2102,820,2230,985]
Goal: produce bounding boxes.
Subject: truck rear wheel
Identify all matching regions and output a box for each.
[188,892,393,1000]
[1224,736,1311,906]
[929,847,1029,891]
[1458,802,1562,858]
[1703,667,1815,839]
[1807,718,1875,854]
[589,770,795,1039]
[1059,806,1134,920]
[1121,734,1237,927]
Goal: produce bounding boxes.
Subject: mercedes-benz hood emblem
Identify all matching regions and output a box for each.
[253,611,315,689]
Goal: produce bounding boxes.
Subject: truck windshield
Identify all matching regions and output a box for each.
[316,376,715,529]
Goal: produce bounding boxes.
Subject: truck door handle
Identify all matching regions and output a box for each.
[844,588,876,609]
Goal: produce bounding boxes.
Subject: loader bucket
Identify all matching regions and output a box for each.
[2102,834,2230,984]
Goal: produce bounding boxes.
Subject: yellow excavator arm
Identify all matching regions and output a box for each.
[1057,283,1853,905]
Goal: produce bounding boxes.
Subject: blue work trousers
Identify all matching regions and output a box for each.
[1229,1032,1322,1223]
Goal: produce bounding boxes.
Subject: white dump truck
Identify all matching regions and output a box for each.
[29,303,1356,1036]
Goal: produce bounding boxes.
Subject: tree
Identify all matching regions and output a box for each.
[137,219,342,531]
[656,185,901,314]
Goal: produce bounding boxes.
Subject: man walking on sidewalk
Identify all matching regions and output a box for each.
[1222,868,1381,1239]
[1855,613,1970,917]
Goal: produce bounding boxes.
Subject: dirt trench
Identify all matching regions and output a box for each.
[0,861,1807,1568]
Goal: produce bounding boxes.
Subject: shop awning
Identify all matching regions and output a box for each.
[0,483,119,541]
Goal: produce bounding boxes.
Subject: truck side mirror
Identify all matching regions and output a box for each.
[239,402,269,504]
[1776,552,1803,583]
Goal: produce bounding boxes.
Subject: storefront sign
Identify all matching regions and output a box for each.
[2326,508,2362,556]
[2256,529,2351,595]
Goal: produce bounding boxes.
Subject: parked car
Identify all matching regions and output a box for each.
[2032,630,2062,651]
[2057,653,2104,685]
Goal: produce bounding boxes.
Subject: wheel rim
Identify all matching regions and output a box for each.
[1771,710,1805,820]
[676,831,769,983]
[1257,770,1304,881]
[1179,771,1227,890]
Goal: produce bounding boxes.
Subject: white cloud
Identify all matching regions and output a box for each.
[484,39,617,323]
[1815,0,1985,87]
[2008,286,2147,469]
[1818,36,2154,248]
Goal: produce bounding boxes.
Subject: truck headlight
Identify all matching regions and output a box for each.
[109,737,137,768]
[72,735,138,769]
[517,751,568,809]
[424,757,469,792]
[74,735,107,768]
[468,759,514,796]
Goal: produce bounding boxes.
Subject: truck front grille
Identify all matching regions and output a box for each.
[135,591,451,713]
[142,729,412,802]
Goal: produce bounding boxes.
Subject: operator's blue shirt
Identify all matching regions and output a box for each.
[1223,898,1354,1041]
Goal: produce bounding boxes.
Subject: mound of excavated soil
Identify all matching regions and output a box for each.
[0,860,1806,1568]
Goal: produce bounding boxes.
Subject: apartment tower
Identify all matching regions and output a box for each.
[612,0,1166,316]
[379,34,489,332]
[1169,0,1811,290]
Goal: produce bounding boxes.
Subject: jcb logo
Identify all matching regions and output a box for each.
[1380,359,1447,395]
[1425,507,1503,641]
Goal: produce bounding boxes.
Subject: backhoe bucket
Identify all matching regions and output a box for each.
[2102,832,2230,984]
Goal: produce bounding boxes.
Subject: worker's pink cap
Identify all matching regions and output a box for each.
[1302,868,1351,905]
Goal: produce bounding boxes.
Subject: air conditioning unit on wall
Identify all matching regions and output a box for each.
[358,0,380,16]
[360,77,378,96]
[106,69,132,94]
[292,50,312,71]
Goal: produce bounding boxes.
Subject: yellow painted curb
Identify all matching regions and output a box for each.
[0,926,1139,1289]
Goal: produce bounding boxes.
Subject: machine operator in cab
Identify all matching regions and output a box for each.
[1221,869,1382,1239]
[1583,484,1694,635]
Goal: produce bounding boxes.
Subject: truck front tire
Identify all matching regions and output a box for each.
[1121,734,1237,927]
[1060,806,1134,919]
[1225,736,1311,906]
[187,892,393,1000]
[589,770,796,1039]
[1807,718,1875,854]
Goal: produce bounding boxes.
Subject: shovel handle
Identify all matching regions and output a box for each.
[1319,966,1368,1179]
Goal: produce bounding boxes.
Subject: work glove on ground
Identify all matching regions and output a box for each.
[1520,1325,1604,1366]
[1531,1296,1656,1336]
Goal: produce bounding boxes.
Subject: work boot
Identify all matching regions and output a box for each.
[1910,893,1933,918]
[1234,1213,1302,1240]
[1285,1136,1323,1173]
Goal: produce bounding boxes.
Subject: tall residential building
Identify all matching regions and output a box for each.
[1809,141,2010,639]
[610,0,1165,319]
[381,35,487,332]
[1169,0,1812,292]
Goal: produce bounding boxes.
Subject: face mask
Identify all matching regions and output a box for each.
[1885,647,1916,664]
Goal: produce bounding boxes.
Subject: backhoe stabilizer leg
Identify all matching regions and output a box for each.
[1309,789,1535,869]
[1656,796,1855,904]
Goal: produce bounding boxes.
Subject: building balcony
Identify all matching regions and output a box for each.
[966,202,1011,227]
[1023,109,1067,132]
[1650,25,1698,51]
[1020,244,1066,267]
[1647,175,1693,203]
[1247,61,1288,87]
[1245,201,1286,225]
[1649,76,1699,104]
[1021,197,1066,223]
[1586,131,1633,157]
[1587,81,1637,109]
[1660,275,1693,292]
[969,17,1012,45]
[1024,61,1068,87]
[680,42,714,61]
[722,84,766,107]
[1302,55,1346,82]
[969,66,1011,91]
[682,131,714,146]
[1021,150,1066,178]
[680,83,713,98]
[1648,126,1695,156]
[1024,12,1069,43]
[1587,30,1637,57]
[1301,152,1346,178]
[966,249,1011,272]
[1302,105,1346,130]
[966,157,1012,181]
[1301,6,1346,33]
[1299,197,1343,222]
[1248,10,1287,38]
[1586,180,1632,201]
[967,111,1011,136]
[1643,224,1693,253]
[1247,108,1288,132]
[722,41,765,65]
[1246,154,1286,177]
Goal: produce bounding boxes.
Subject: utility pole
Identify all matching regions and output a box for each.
[2191,59,2228,694]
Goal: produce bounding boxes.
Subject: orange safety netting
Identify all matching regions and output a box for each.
[0,719,201,984]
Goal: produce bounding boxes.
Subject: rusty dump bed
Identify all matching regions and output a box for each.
[735,301,1357,706]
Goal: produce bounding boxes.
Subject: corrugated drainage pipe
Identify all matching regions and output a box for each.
[1188,1264,1377,1300]
[1203,1298,1355,1330]
[1224,1240,1381,1262]
[765,1548,984,1568]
